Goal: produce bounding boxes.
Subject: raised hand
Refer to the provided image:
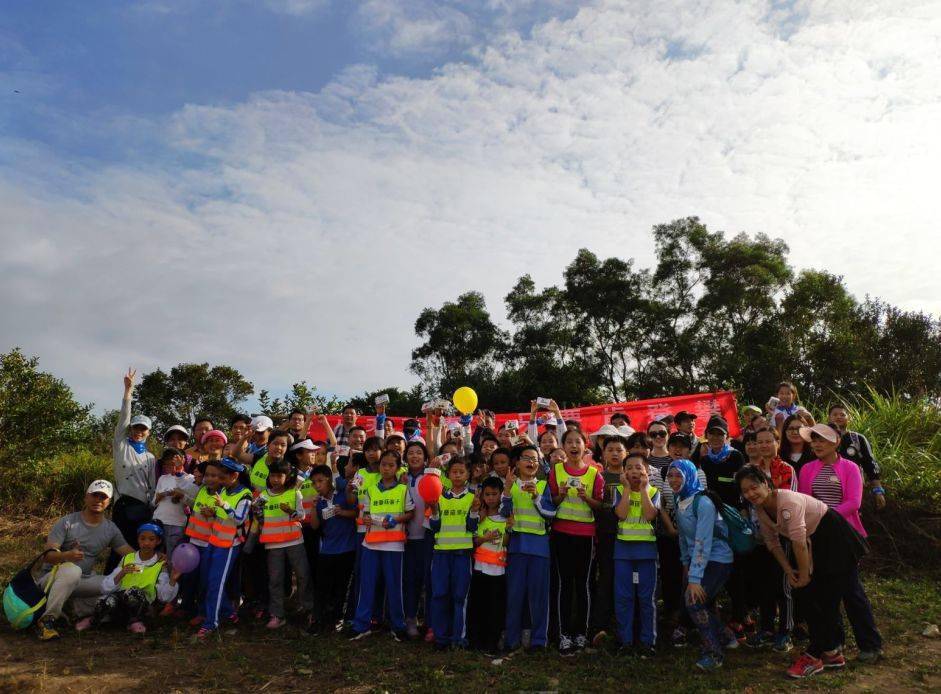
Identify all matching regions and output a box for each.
[123,368,137,393]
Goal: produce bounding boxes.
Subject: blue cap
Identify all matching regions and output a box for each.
[218,456,245,473]
[137,522,164,537]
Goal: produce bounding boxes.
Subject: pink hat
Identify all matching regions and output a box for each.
[201,429,228,446]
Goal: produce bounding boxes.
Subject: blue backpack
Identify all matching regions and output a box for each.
[3,550,57,630]
[692,493,757,555]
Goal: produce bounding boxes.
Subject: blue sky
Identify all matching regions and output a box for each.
[1,0,939,413]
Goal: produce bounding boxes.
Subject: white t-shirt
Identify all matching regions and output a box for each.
[152,473,197,526]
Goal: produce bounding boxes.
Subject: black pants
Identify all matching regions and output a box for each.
[657,535,684,623]
[315,551,355,629]
[467,570,506,652]
[552,532,594,641]
[589,533,616,635]
[242,540,269,610]
[92,588,150,626]
[799,563,881,657]
[727,553,748,623]
[753,544,793,635]
[302,526,320,581]
[107,496,152,573]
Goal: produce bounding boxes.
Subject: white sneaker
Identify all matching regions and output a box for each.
[558,634,575,656]
[574,635,587,650]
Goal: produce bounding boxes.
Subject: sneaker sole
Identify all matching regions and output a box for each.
[788,666,824,679]
[823,660,845,669]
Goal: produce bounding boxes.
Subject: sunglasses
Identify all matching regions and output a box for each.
[649,431,668,438]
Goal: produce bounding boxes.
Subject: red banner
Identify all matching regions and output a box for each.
[307,390,740,441]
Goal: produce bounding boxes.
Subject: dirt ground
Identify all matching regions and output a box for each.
[1,514,939,693]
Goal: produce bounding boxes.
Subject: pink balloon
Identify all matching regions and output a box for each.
[171,543,200,574]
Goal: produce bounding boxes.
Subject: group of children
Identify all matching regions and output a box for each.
[68,379,885,680]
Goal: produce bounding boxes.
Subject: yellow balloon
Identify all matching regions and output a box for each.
[452,386,478,415]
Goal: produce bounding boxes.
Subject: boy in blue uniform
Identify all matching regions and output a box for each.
[500,444,557,653]
[306,464,358,633]
[428,457,480,650]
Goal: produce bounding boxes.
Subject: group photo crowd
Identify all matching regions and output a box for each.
[18,370,890,680]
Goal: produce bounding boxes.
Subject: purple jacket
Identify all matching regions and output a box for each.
[797,456,866,537]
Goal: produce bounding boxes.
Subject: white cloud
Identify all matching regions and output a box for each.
[2,0,940,411]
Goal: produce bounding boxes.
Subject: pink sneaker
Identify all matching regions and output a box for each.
[128,621,147,634]
[424,628,435,643]
[74,617,93,632]
[266,616,285,630]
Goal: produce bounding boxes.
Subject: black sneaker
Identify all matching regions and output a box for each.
[392,630,409,643]
[433,642,449,652]
[637,644,656,659]
[525,645,547,655]
[615,643,633,657]
[558,634,575,656]
[347,628,372,641]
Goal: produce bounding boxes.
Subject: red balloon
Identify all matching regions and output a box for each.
[417,473,443,505]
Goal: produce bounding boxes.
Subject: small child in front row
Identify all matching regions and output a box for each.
[307,464,357,633]
[75,522,182,634]
[257,461,313,629]
[501,444,557,653]
[428,457,480,650]
[612,451,660,656]
[467,476,508,654]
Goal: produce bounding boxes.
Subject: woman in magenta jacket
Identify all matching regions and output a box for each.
[797,423,883,663]
[797,425,867,537]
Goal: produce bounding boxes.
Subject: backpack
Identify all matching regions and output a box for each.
[692,492,757,555]
[2,550,56,629]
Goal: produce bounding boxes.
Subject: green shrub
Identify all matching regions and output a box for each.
[832,389,941,511]
[0,449,110,512]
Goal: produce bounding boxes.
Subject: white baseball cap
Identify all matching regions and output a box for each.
[163,424,190,441]
[129,414,152,430]
[290,439,321,452]
[86,480,114,498]
[250,415,274,432]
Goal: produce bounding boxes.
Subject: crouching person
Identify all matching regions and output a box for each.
[75,522,182,634]
[35,480,134,641]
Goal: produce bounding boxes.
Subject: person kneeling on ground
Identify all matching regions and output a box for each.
[75,522,182,634]
[34,480,134,641]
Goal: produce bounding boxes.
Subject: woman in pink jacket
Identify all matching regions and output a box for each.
[797,424,867,537]
[797,423,883,664]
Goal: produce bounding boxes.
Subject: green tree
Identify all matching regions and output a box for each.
[134,363,253,433]
[258,382,343,421]
[346,385,426,416]
[410,291,509,395]
[0,348,92,463]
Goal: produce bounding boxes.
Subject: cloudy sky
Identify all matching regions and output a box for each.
[2,0,939,412]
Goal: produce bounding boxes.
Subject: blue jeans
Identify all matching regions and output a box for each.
[505,553,550,648]
[685,560,733,657]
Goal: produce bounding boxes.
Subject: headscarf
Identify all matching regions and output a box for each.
[668,458,704,501]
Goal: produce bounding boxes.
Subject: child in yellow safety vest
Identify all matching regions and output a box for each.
[257,460,313,629]
[612,452,661,656]
[428,457,480,650]
[467,476,508,655]
[347,449,414,642]
[74,522,182,634]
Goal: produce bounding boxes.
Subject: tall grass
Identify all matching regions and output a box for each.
[0,449,110,512]
[832,389,941,512]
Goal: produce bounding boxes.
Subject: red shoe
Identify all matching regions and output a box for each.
[159,603,176,618]
[424,628,435,643]
[787,653,824,679]
[189,615,205,628]
[821,650,846,669]
[193,627,215,641]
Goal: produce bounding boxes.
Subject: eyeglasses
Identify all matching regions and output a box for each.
[786,427,802,433]
[519,456,539,463]
[649,431,668,438]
